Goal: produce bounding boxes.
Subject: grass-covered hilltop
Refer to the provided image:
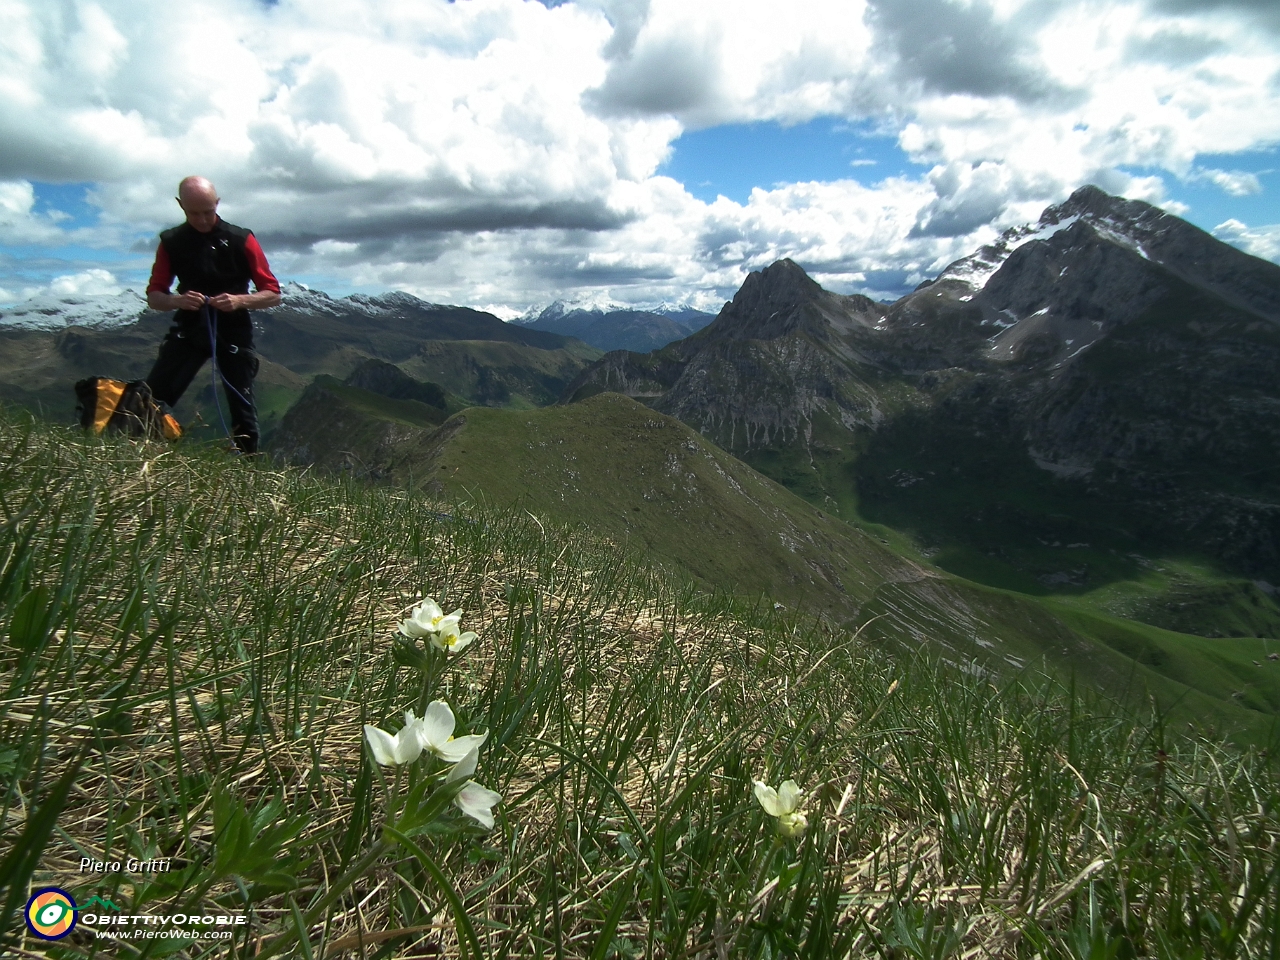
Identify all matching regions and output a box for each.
[3,409,1279,959]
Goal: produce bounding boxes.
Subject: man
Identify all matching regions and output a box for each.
[145,176,281,455]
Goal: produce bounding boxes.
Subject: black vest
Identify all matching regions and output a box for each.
[159,220,255,298]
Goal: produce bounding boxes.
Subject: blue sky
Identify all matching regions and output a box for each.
[664,122,1280,241]
[1123,151,1280,233]
[660,120,915,205]
[1,0,1278,311]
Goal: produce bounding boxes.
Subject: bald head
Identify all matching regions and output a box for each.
[177,176,220,233]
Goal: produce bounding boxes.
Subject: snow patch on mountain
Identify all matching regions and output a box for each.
[516,295,717,325]
[938,215,1081,290]
[343,290,448,316]
[0,280,455,330]
[270,281,348,316]
[1088,219,1152,260]
[0,289,152,330]
[517,295,632,324]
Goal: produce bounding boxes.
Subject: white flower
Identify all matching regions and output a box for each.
[754,778,808,837]
[417,700,488,763]
[398,598,461,640]
[445,745,502,830]
[364,710,427,765]
[431,621,478,654]
[455,781,503,830]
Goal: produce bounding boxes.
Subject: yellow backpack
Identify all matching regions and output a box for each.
[74,378,182,441]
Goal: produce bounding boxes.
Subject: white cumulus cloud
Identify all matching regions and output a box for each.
[0,268,126,307]
[0,0,1275,310]
[1193,168,1263,196]
[1213,218,1280,262]
[48,268,123,297]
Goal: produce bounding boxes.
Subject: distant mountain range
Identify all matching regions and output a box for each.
[0,284,602,434]
[0,284,712,417]
[512,300,715,353]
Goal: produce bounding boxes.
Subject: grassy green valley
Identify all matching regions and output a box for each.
[2,407,1278,959]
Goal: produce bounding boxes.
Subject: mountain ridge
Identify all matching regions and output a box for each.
[0,285,603,429]
[564,185,1280,589]
[514,301,716,353]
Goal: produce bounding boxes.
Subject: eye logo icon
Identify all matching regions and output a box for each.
[25,887,77,940]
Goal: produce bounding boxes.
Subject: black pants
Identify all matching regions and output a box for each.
[146,310,260,454]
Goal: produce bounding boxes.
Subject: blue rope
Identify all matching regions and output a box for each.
[201,299,253,449]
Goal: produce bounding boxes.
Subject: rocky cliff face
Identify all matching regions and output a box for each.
[566,259,889,453]
[565,187,1280,579]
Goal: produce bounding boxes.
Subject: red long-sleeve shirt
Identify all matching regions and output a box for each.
[146,230,280,295]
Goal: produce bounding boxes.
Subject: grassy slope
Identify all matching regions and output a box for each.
[304,391,1276,742]
[304,374,462,427]
[400,339,601,410]
[652,327,1280,734]
[268,376,459,477]
[2,406,1278,959]
[383,392,924,618]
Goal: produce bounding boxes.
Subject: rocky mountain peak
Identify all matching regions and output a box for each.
[526,299,573,323]
[1047,185,1175,235]
[738,258,824,307]
[710,259,823,331]
[690,258,884,346]
[938,185,1280,323]
[935,184,1159,292]
[1037,186,1280,322]
[1052,184,1139,220]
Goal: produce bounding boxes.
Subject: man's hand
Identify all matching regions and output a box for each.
[207,292,243,312]
[147,290,207,311]
[212,290,281,312]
